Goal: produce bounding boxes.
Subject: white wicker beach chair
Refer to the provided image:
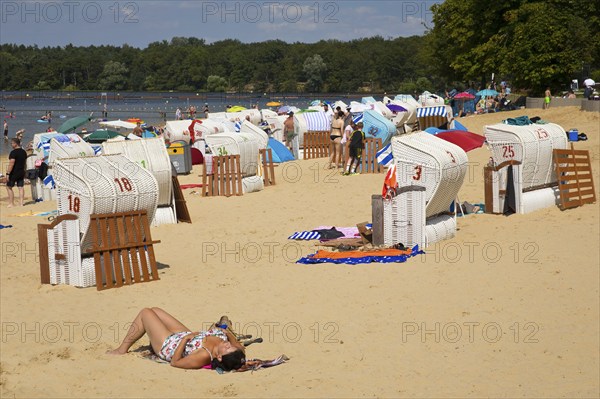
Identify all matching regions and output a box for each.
[53,154,159,252]
[294,111,331,147]
[389,132,467,246]
[416,105,453,130]
[205,132,260,177]
[392,132,468,218]
[48,136,95,165]
[240,120,269,149]
[484,123,567,214]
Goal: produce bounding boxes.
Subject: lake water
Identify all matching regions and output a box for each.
[0,91,369,155]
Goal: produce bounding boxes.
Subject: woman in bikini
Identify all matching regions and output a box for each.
[329,111,345,168]
[107,307,246,371]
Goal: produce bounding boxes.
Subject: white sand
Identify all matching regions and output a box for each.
[1,106,598,397]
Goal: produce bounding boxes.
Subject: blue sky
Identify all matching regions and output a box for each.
[0,0,442,47]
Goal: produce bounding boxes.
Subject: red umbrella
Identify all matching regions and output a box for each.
[453,92,476,99]
[435,130,486,152]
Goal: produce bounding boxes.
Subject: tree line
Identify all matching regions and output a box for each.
[1,0,597,96]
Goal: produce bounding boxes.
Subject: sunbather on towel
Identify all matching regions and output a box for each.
[107,307,246,371]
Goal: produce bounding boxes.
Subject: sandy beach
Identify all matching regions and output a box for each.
[1,106,598,398]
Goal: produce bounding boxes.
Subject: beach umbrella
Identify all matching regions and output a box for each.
[434,130,486,152]
[227,105,246,113]
[99,119,137,129]
[309,99,321,106]
[583,78,596,87]
[277,105,299,114]
[476,89,498,97]
[83,129,122,143]
[454,92,475,99]
[57,115,92,133]
[386,103,408,112]
[266,101,282,106]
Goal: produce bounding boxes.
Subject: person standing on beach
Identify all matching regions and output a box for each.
[283,111,299,159]
[5,138,27,207]
[3,119,8,139]
[329,111,344,169]
[544,87,551,109]
[203,103,209,118]
[175,107,182,120]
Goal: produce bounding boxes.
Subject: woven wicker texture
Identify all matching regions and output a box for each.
[240,120,269,149]
[53,154,159,251]
[383,188,426,248]
[47,218,83,286]
[102,137,173,206]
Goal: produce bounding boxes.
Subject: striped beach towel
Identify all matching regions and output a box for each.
[234,121,242,132]
[43,175,55,189]
[288,231,321,240]
[376,143,393,166]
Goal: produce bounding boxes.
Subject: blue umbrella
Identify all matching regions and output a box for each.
[476,89,499,97]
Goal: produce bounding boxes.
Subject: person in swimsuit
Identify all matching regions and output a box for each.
[107,307,246,370]
[329,111,344,169]
[544,87,551,109]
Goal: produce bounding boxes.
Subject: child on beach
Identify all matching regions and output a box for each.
[344,122,365,175]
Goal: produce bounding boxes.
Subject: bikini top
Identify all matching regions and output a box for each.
[184,328,228,359]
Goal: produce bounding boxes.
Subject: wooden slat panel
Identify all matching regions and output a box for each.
[132,215,150,282]
[115,215,133,285]
[172,176,191,223]
[123,214,142,283]
[553,145,596,210]
[108,217,124,288]
[99,218,114,289]
[303,131,330,159]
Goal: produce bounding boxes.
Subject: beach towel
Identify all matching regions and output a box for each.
[376,143,393,167]
[43,175,55,189]
[503,116,532,126]
[12,210,58,217]
[139,347,289,373]
[288,231,321,240]
[179,184,204,189]
[297,245,424,265]
[314,226,359,239]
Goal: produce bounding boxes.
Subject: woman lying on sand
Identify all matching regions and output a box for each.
[108,307,246,371]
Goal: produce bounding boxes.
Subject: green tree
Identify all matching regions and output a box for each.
[99,61,129,90]
[303,54,327,92]
[428,0,597,94]
[206,75,228,92]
